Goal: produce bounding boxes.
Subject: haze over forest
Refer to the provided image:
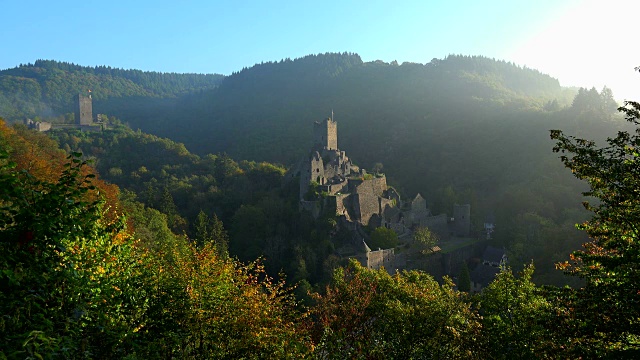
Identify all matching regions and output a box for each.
[2,0,640,358]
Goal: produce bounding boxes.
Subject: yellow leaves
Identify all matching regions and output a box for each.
[113,232,129,245]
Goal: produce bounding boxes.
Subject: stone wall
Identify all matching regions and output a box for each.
[367,248,395,271]
[411,194,427,213]
[379,197,394,212]
[453,204,471,237]
[351,176,388,225]
[420,214,449,239]
[418,240,486,280]
[25,119,52,132]
[325,179,348,195]
[353,193,379,226]
[370,176,387,196]
[35,121,52,131]
[441,240,485,278]
[299,160,311,199]
[300,200,321,218]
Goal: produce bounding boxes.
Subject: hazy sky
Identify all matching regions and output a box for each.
[2,0,638,100]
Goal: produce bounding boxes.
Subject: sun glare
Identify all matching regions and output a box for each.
[508,0,640,101]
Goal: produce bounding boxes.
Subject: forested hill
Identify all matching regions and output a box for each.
[0,59,224,119]
[131,52,575,163]
[0,53,623,285]
[119,52,584,196]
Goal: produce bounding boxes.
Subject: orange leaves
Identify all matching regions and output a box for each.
[0,119,123,222]
[156,242,309,357]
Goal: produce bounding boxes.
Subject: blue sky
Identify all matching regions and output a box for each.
[2,0,638,99]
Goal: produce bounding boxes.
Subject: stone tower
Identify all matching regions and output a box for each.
[453,204,471,237]
[75,92,93,126]
[313,116,337,151]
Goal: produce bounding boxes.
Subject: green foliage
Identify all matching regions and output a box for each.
[368,227,399,250]
[0,60,224,119]
[550,95,640,354]
[304,180,320,201]
[478,264,560,358]
[413,226,439,252]
[119,189,182,251]
[194,209,229,257]
[310,260,483,359]
[0,136,310,358]
[458,261,471,292]
[571,86,619,117]
[0,150,139,357]
[3,52,611,285]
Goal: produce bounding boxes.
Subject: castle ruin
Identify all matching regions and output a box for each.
[75,92,93,126]
[293,113,473,272]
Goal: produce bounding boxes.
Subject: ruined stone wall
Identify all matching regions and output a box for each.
[299,160,312,199]
[390,222,407,235]
[327,179,348,195]
[411,194,427,213]
[418,241,485,280]
[420,214,449,239]
[442,240,485,278]
[299,153,323,199]
[311,152,325,184]
[453,204,471,237]
[367,248,395,271]
[36,122,52,132]
[353,192,379,226]
[334,193,350,219]
[351,177,388,225]
[353,177,386,196]
[300,200,321,218]
[379,197,394,214]
[371,176,387,196]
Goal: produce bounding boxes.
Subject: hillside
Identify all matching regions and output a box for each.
[140,53,576,164]
[0,53,625,284]
[4,113,640,357]
[0,59,224,119]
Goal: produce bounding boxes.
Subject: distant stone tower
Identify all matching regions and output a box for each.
[75,92,93,126]
[453,204,471,237]
[313,115,337,150]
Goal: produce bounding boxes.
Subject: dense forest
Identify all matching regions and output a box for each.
[46,123,340,289]
[3,53,625,284]
[1,53,639,357]
[2,93,640,356]
[0,59,224,119]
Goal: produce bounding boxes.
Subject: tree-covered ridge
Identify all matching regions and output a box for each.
[3,81,640,357]
[0,59,224,119]
[131,52,577,175]
[435,54,565,98]
[0,122,309,358]
[48,124,341,286]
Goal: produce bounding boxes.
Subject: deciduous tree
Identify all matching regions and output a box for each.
[550,81,640,354]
